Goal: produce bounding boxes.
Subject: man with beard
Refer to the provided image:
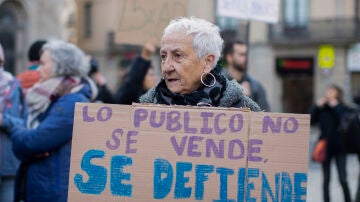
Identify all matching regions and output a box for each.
[222,40,270,111]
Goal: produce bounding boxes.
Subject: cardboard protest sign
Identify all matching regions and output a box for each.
[68,103,310,201]
[247,112,310,201]
[217,0,280,24]
[115,0,189,46]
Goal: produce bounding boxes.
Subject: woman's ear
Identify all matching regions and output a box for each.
[203,54,215,72]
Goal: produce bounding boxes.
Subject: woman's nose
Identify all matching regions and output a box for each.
[162,57,174,73]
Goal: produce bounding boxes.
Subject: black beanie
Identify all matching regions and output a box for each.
[28,40,47,62]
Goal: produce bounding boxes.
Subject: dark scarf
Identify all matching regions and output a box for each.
[155,65,227,106]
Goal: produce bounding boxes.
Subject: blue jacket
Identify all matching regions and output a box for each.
[5,81,92,202]
[0,79,26,177]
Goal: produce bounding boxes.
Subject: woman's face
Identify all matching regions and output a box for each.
[160,31,212,94]
[143,67,159,91]
[325,87,338,100]
[38,50,54,82]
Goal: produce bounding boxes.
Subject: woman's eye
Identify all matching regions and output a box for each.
[160,54,167,61]
[174,53,182,59]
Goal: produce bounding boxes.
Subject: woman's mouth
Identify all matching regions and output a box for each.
[167,78,179,82]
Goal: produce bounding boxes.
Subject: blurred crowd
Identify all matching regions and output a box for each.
[0,17,359,202]
[0,38,162,201]
[0,20,269,202]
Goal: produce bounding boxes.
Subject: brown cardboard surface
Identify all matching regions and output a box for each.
[247,112,310,201]
[115,0,189,46]
[68,103,310,201]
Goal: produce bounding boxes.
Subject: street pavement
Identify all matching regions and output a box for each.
[307,127,359,202]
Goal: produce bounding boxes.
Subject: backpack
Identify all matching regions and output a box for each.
[339,106,360,153]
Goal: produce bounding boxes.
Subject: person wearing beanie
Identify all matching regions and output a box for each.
[16,40,47,89]
[27,40,47,70]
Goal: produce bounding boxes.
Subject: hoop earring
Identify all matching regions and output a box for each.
[200,72,216,87]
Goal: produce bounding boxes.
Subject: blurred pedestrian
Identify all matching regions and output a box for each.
[0,43,26,202]
[0,40,97,202]
[345,106,360,202]
[115,41,159,104]
[354,89,360,106]
[222,40,270,111]
[310,84,351,202]
[88,56,114,103]
[17,40,47,89]
[139,17,260,112]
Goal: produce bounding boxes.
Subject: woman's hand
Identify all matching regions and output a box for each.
[141,39,156,60]
[92,72,107,86]
[35,152,50,158]
[241,81,251,97]
[316,98,327,107]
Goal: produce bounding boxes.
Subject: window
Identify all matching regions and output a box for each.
[0,5,18,74]
[284,0,309,28]
[216,16,239,31]
[216,16,245,41]
[84,2,92,38]
[351,73,360,104]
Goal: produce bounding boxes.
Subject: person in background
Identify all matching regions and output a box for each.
[139,17,260,112]
[354,89,360,106]
[0,40,97,202]
[352,91,360,202]
[17,40,47,89]
[310,84,351,202]
[0,43,26,202]
[222,40,270,111]
[88,56,114,103]
[114,41,159,104]
[344,90,360,202]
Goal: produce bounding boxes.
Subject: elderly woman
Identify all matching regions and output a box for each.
[140,17,260,111]
[0,40,97,202]
[0,43,25,202]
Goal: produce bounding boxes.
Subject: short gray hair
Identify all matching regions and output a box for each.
[163,17,224,66]
[42,40,88,77]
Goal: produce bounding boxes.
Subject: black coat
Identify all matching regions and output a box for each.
[310,103,348,156]
[95,84,114,104]
[114,56,151,105]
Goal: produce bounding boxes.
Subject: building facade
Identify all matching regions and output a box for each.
[249,0,360,113]
[217,0,360,113]
[74,0,216,90]
[75,0,360,113]
[0,0,76,74]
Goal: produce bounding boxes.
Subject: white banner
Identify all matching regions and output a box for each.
[217,0,280,24]
[348,43,360,72]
